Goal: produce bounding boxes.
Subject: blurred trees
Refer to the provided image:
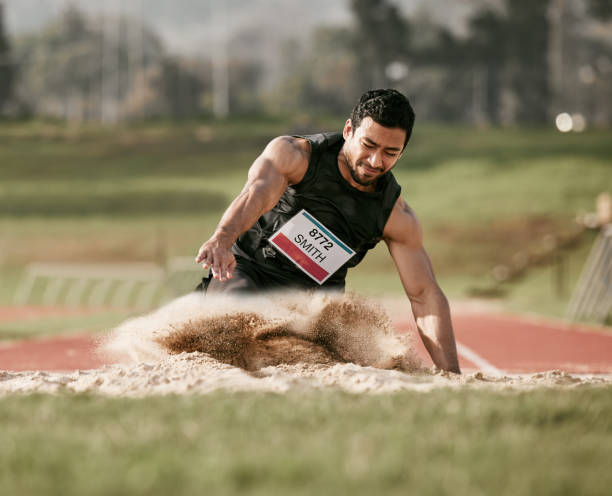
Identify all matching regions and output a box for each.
[404,20,474,123]
[350,0,410,89]
[15,6,162,120]
[10,5,267,121]
[276,0,555,125]
[2,0,611,126]
[13,6,211,121]
[272,0,411,117]
[271,27,359,115]
[504,0,550,124]
[360,0,549,125]
[282,0,609,127]
[466,9,505,125]
[588,0,612,19]
[124,56,209,120]
[548,0,612,126]
[0,1,14,113]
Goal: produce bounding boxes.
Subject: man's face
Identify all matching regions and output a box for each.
[341,117,406,188]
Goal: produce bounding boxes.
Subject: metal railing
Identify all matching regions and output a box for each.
[12,257,204,309]
[567,225,612,324]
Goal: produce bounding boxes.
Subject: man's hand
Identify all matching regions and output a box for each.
[195,235,236,282]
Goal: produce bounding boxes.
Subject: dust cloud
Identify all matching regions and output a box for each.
[101,290,423,373]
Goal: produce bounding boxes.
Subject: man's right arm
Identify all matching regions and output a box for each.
[195,136,309,281]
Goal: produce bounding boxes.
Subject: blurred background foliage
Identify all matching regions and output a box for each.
[1,0,611,125]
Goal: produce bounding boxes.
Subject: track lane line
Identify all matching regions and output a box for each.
[456,340,504,375]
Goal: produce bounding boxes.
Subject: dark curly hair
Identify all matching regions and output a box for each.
[349,89,415,148]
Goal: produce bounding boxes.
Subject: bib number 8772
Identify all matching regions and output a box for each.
[268,209,355,284]
[308,228,333,250]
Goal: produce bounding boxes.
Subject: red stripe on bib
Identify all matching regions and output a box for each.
[272,232,329,282]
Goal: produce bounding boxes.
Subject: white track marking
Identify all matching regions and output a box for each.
[456,340,504,375]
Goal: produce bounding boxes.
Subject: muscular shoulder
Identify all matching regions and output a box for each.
[383,197,423,248]
[261,136,310,185]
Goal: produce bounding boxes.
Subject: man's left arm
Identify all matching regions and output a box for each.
[383,198,461,373]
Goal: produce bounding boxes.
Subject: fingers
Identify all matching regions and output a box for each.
[195,245,214,269]
[225,258,236,281]
[195,246,208,264]
[196,243,235,282]
[211,255,235,282]
[197,254,211,270]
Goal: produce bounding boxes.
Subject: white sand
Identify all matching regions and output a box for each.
[2,356,611,396]
[1,292,610,396]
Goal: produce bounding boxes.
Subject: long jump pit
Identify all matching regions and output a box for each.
[1,292,611,396]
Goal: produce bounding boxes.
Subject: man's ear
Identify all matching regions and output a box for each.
[342,119,353,141]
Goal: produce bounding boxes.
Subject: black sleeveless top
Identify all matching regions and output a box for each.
[233,132,402,290]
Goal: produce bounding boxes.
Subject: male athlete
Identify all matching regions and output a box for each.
[195,89,461,373]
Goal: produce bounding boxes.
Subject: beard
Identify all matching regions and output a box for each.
[348,163,378,186]
[343,151,385,187]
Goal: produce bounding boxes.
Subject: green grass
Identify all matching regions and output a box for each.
[1,120,611,330]
[1,389,611,496]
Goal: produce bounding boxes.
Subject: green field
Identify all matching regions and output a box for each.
[1,119,611,338]
[1,388,611,496]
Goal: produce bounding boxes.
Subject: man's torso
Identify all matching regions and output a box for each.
[233,132,401,290]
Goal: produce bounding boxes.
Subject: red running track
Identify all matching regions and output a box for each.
[0,305,108,322]
[396,314,612,374]
[0,334,108,371]
[0,306,611,373]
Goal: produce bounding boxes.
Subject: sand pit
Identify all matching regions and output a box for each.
[2,355,611,396]
[1,291,611,396]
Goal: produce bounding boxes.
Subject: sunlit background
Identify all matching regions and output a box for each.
[0,0,611,335]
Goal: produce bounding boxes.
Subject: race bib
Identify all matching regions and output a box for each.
[268,209,355,284]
